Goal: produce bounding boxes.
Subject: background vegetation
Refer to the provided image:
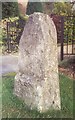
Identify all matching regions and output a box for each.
[1,2,75,50]
[2,2,19,19]
[2,2,75,18]
[26,2,43,15]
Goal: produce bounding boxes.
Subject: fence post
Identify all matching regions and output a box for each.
[61,16,64,61]
[7,22,10,52]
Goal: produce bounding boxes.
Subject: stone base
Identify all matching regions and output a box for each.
[14,72,61,112]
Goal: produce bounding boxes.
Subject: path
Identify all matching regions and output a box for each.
[0,50,60,76]
[0,55,18,76]
[0,45,74,76]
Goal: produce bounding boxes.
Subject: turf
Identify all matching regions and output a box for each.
[1,72,74,118]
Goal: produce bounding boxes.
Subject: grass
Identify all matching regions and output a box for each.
[1,72,74,118]
[0,75,2,119]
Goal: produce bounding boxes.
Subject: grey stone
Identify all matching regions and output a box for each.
[14,12,61,112]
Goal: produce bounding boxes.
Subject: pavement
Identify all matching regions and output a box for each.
[0,55,18,76]
[0,45,73,76]
[0,47,61,76]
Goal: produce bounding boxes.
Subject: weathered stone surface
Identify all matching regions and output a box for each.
[14,12,61,112]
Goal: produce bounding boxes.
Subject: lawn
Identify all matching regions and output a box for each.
[0,75,2,119]
[1,72,74,118]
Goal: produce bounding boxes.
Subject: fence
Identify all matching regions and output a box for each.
[51,14,75,60]
[2,15,75,60]
[2,18,25,53]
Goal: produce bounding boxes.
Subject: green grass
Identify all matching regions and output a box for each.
[1,72,74,118]
[0,75,2,119]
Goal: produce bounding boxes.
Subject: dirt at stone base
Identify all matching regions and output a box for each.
[58,65,75,80]
[58,56,75,80]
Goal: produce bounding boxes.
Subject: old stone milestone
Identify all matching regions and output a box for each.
[14,12,61,112]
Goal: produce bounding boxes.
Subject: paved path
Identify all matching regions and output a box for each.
[0,47,66,76]
[0,45,74,76]
[0,52,60,76]
[0,55,18,76]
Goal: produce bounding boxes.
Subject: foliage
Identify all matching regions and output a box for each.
[1,15,29,53]
[64,16,75,43]
[52,15,75,43]
[53,2,73,16]
[2,2,19,19]
[41,2,54,15]
[33,2,75,43]
[2,2,75,47]
[40,2,74,16]
[26,2,43,15]
[2,72,73,118]
[19,14,29,21]
[50,2,75,43]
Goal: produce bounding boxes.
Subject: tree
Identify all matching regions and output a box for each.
[18,0,28,16]
[26,2,43,15]
[2,2,19,19]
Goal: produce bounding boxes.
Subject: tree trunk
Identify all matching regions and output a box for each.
[18,0,28,16]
